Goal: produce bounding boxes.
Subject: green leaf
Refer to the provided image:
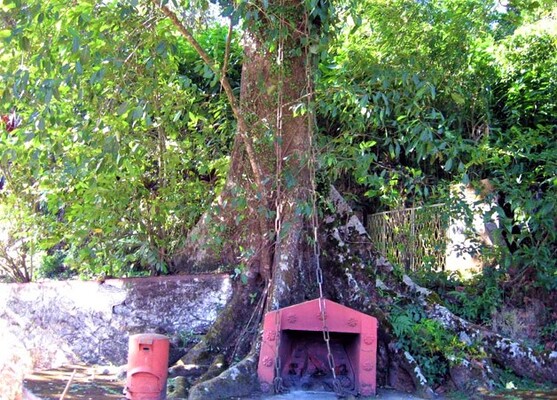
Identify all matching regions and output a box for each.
[444,158,453,172]
[462,173,470,185]
[172,110,182,122]
[72,36,80,53]
[451,92,466,105]
[221,5,234,17]
[117,101,129,116]
[19,36,30,50]
[156,40,166,56]
[36,118,45,131]
[131,106,143,121]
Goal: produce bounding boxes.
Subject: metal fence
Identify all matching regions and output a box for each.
[367,204,447,272]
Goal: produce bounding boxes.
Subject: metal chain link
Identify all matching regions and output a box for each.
[311,169,344,397]
[316,269,343,396]
[273,310,285,393]
[306,43,343,390]
[272,0,286,393]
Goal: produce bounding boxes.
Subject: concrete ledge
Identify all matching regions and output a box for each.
[0,274,232,369]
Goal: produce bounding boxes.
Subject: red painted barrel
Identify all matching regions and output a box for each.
[125,333,169,400]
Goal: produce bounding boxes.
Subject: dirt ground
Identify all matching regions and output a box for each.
[24,365,125,400]
[23,365,557,400]
[25,366,420,399]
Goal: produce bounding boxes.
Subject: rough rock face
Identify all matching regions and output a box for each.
[0,319,32,400]
[0,274,231,372]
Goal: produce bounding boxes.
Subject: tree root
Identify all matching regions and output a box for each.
[426,302,557,384]
[389,346,436,399]
[327,184,557,393]
[448,357,495,397]
[324,186,437,397]
[391,271,557,385]
[188,354,258,400]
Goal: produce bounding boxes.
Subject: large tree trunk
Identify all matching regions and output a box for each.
[170,0,317,382]
[172,0,312,284]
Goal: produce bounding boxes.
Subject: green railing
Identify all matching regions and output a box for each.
[367,204,447,271]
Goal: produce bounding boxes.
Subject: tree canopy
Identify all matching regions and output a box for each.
[1,0,555,287]
[1,1,239,278]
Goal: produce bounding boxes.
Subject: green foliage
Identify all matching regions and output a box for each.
[317,0,499,210]
[493,366,556,393]
[35,250,73,280]
[0,0,554,300]
[540,320,557,346]
[482,13,557,289]
[495,17,557,128]
[389,302,483,386]
[446,272,504,324]
[318,0,557,292]
[233,264,249,285]
[413,266,504,325]
[0,0,238,279]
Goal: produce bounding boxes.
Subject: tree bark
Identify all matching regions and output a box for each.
[171,0,318,386]
[172,0,312,286]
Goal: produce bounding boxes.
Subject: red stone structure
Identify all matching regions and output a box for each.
[257,299,378,396]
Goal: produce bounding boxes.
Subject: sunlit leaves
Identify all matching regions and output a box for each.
[316,0,502,209]
[0,0,237,278]
[315,0,556,289]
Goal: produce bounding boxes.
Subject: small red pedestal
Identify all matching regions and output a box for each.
[257,299,378,396]
[125,333,169,400]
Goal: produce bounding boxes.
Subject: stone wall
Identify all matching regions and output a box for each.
[0,274,231,370]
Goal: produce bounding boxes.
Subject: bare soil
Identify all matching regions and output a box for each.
[24,365,125,400]
[23,365,424,399]
[23,365,557,400]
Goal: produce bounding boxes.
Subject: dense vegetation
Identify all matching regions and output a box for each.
[1,0,556,393]
[1,5,239,279]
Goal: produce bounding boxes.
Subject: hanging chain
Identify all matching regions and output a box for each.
[272,0,286,394]
[271,0,343,395]
[314,215,343,396]
[273,310,285,393]
[273,5,284,283]
[304,6,343,396]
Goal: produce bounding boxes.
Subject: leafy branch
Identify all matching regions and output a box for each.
[151,1,266,198]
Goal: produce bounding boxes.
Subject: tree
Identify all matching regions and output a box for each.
[152,1,557,397]
[2,0,557,398]
[1,1,236,279]
[161,0,335,390]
